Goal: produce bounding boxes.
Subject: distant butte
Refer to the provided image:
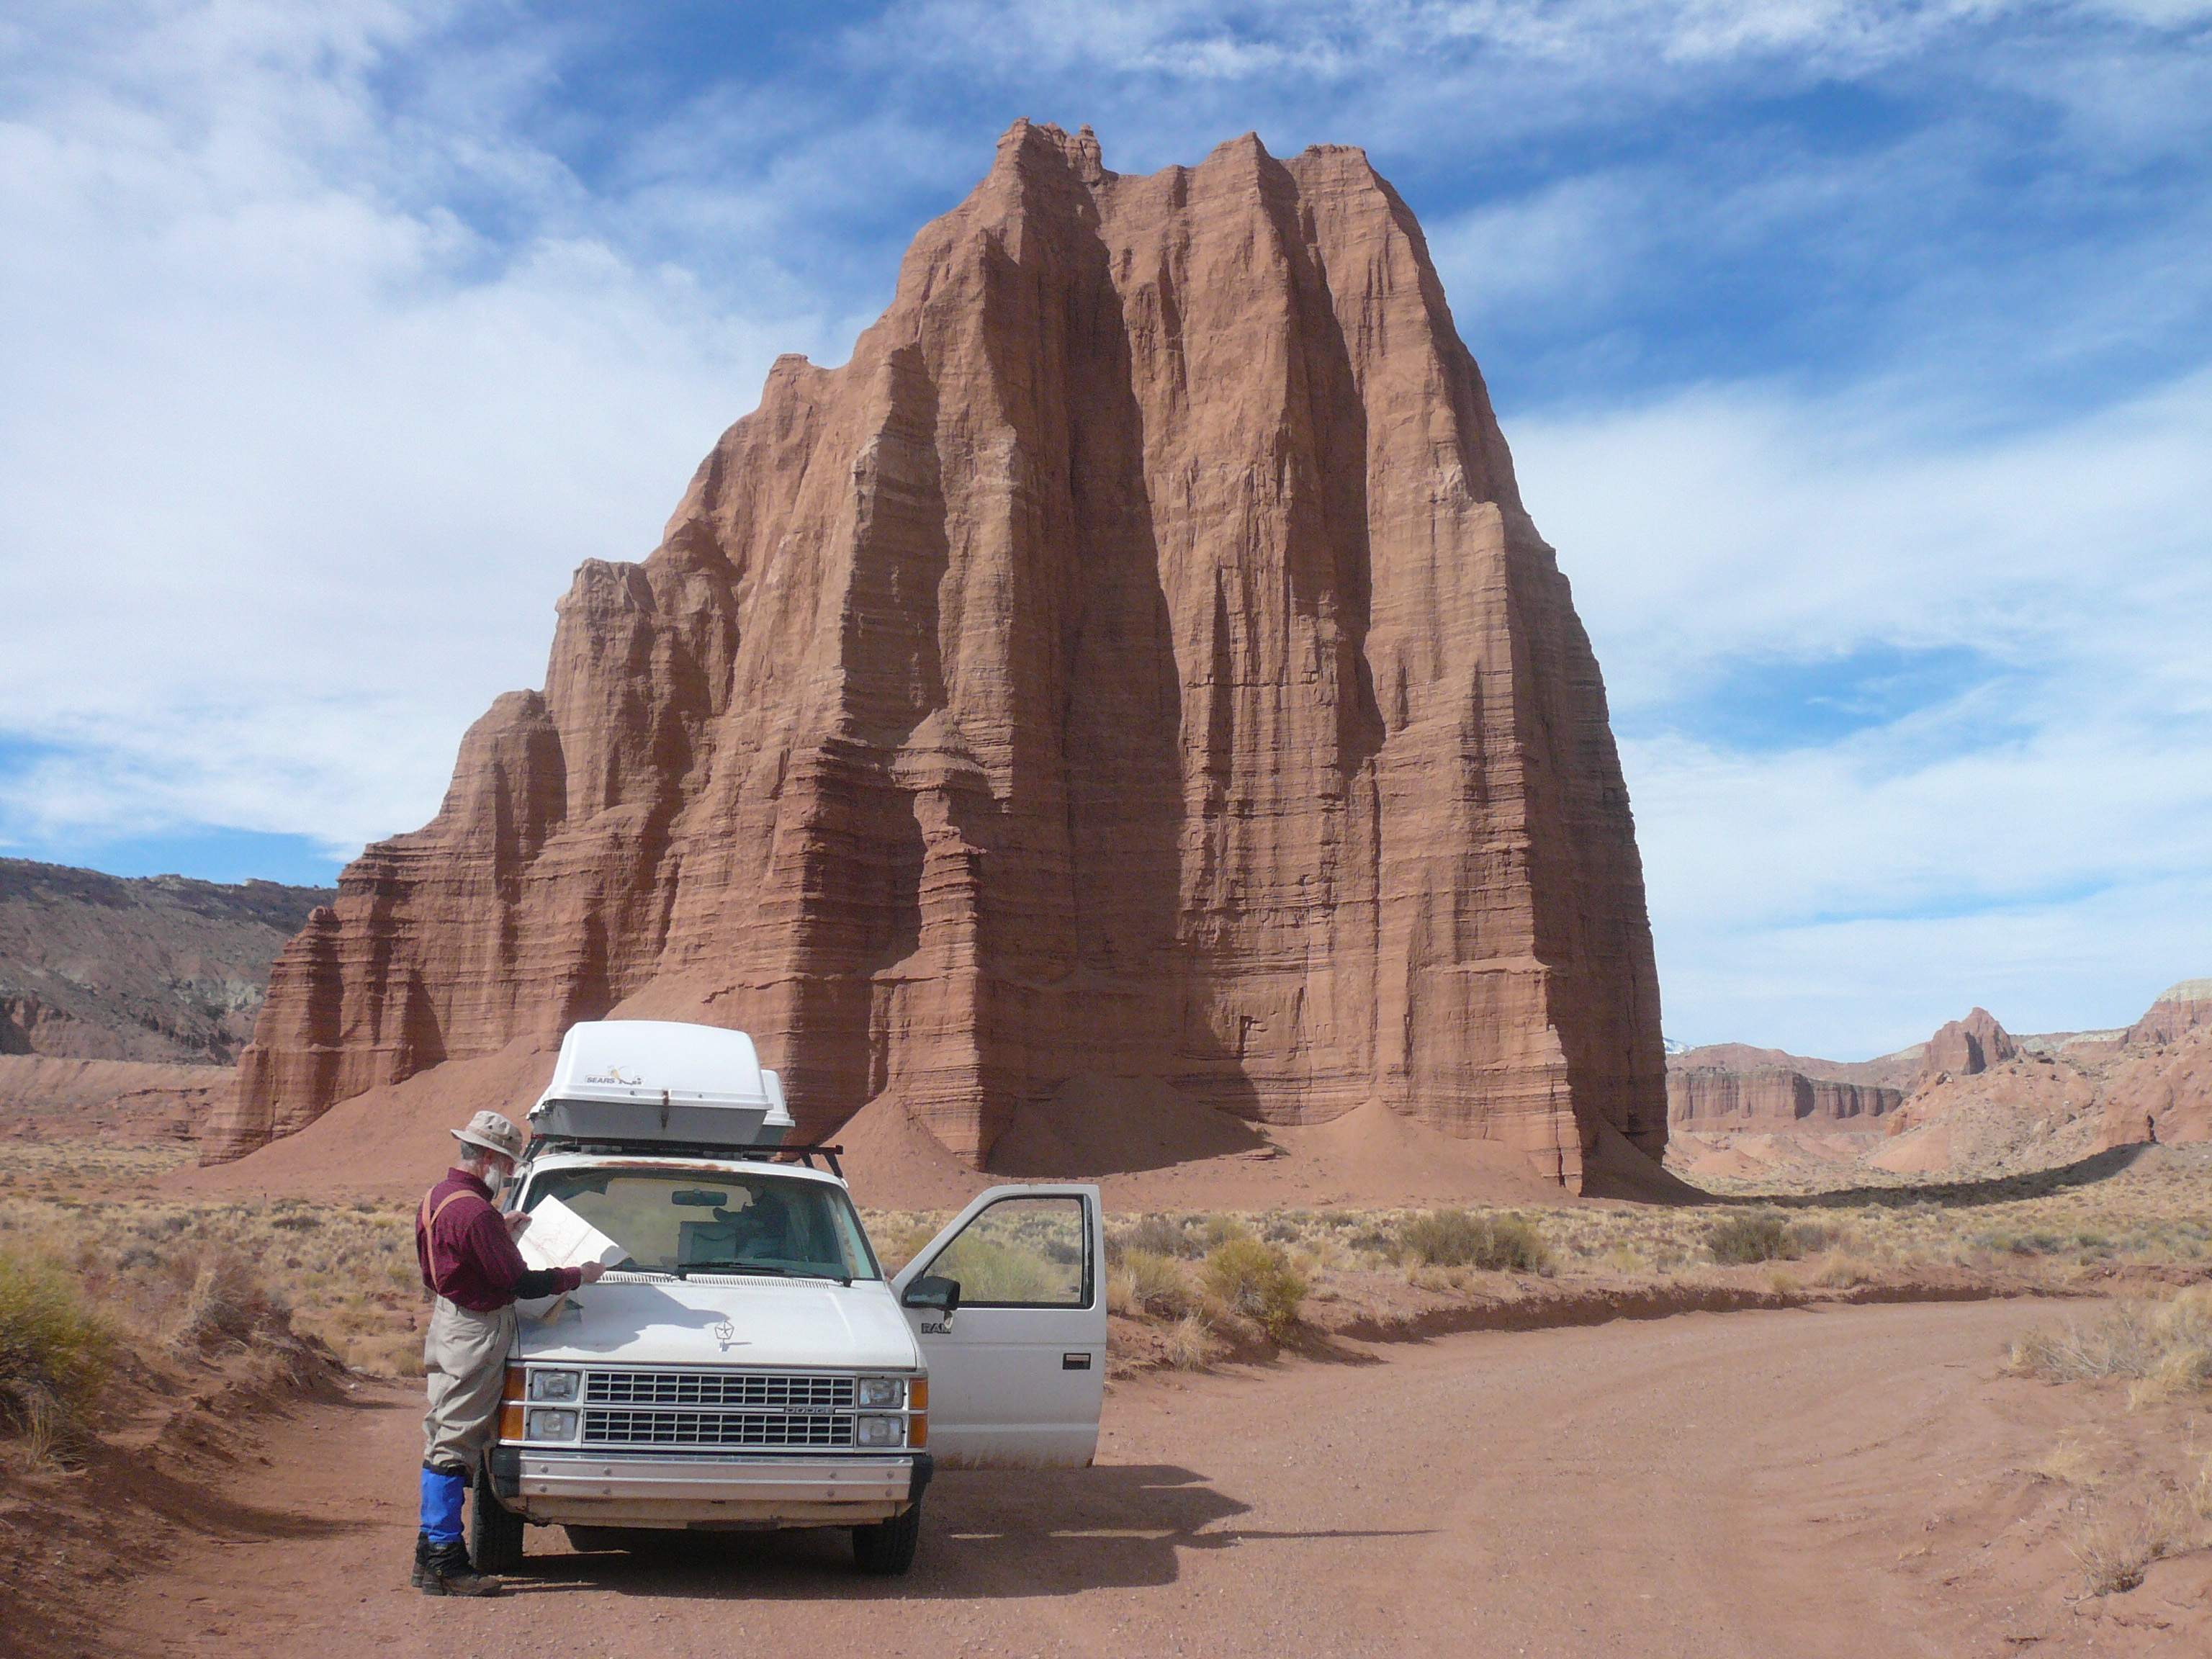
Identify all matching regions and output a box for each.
[215,122,1667,1190]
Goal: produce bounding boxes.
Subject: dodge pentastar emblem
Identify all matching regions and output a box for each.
[713,1319,740,1350]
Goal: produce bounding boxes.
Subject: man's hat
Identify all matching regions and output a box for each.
[452,1110,526,1162]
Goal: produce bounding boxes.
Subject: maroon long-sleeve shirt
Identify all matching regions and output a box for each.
[415,1168,583,1313]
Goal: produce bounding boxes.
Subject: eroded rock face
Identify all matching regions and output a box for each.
[2127,979,2212,1048]
[1922,1008,2016,1082]
[1666,1066,1901,1130]
[219,122,1665,1186]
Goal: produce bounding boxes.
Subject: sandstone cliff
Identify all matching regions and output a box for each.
[1666,1066,1900,1131]
[1920,1007,2016,1082]
[220,122,1665,1187]
[2126,979,2212,1048]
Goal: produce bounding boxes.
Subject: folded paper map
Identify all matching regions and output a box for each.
[516,1195,626,1274]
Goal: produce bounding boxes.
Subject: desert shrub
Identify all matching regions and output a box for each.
[0,1253,114,1449]
[927,1236,1069,1304]
[1202,1237,1306,1339]
[1198,1215,1249,1253]
[2128,1287,2212,1406]
[166,1250,290,1353]
[2005,1290,2212,1399]
[1120,1249,1201,1320]
[871,1215,947,1274]
[1162,1313,1213,1371]
[1400,1210,1552,1274]
[1115,1214,1201,1262]
[1784,1220,1836,1256]
[2066,1495,2202,1596]
[1706,1213,1796,1265]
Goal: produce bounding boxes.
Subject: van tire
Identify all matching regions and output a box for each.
[851,1499,922,1575]
[470,1480,526,1575]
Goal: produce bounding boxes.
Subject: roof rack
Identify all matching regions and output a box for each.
[524,1138,846,1181]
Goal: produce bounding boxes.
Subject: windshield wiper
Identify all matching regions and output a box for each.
[675,1259,850,1285]
[677,1258,787,1279]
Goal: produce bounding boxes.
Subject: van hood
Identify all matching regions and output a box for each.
[514,1276,917,1371]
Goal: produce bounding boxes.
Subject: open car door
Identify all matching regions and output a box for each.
[890,1184,1105,1468]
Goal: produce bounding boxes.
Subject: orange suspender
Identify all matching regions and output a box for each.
[418,1187,477,1238]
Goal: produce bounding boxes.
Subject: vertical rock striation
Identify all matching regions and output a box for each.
[218,123,1665,1187]
[1666,1067,1902,1130]
[1921,1007,2017,1082]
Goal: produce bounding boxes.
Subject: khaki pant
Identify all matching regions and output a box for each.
[421,1298,517,1473]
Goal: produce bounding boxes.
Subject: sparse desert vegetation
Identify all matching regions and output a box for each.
[0,1140,423,1377]
[862,1141,2212,1373]
[1998,1290,2212,1596]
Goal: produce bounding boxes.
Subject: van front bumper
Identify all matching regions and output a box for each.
[487,1447,933,1529]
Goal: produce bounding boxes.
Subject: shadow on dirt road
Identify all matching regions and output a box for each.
[500,1462,1429,1601]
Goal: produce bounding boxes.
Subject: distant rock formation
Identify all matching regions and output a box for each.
[1666,1066,1901,1130]
[1668,1040,1921,1095]
[220,122,1666,1187]
[1920,1007,2016,1082]
[2127,979,2212,1048]
[1675,979,2211,1182]
[0,859,332,1065]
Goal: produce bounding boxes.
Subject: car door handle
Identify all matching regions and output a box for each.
[1062,1352,1092,1370]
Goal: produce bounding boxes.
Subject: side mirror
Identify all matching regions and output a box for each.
[902,1274,961,1314]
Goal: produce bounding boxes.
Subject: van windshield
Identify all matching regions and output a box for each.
[521,1166,881,1282]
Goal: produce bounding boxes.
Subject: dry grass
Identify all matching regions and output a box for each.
[861,1150,2211,1375]
[2065,1493,2206,1596]
[10,1133,2204,1386]
[0,1143,423,1377]
[2004,1287,2212,1406]
[0,1253,115,1457]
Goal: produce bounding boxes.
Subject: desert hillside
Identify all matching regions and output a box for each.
[0,857,331,1064]
[1668,980,2212,1186]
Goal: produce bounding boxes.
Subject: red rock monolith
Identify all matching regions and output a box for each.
[216,123,1666,1188]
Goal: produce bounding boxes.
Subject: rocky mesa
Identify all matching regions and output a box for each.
[217,122,1665,1189]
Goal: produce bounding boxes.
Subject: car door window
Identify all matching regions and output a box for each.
[922,1196,1088,1307]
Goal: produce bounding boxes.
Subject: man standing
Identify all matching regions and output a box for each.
[413,1110,606,1596]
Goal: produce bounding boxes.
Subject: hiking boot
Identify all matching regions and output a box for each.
[420,1539,503,1598]
[410,1532,433,1588]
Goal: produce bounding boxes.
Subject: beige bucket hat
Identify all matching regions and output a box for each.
[452,1110,526,1162]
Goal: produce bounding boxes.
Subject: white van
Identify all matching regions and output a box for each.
[475,1020,1106,1576]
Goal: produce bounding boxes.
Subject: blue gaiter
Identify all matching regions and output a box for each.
[420,1465,469,1544]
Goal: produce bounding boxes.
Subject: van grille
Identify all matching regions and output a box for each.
[584,1371,855,1410]
[582,1408,854,1449]
[575,1371,859,1449]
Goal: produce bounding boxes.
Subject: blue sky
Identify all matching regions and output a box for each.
[2,1,2208,1056]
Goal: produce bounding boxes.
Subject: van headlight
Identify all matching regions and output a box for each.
[526,1408,580,1441]
[527,1369,581,1402]
[853,1413,904,1447]
[855,1376,904,1409]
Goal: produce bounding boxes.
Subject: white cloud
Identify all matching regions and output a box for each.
[2,0,2206,1059]
[1514,368,2212,1052]
[0,1,832,857]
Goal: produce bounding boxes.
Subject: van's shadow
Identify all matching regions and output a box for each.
[508,1464,1424,1600]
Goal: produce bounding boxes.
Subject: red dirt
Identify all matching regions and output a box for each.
[94,1299,2208,1658]
[166,1064,1683,1214]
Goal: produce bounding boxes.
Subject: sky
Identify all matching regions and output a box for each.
[2,0,2208,1060]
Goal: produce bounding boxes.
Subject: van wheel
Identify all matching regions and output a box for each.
[851,1499,922,1575]
[470,1474,526,1575]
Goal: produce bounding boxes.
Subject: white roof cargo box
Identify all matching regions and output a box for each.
[529,1020,794,1148]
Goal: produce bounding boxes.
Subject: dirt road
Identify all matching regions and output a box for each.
[110,1300,2196,1658]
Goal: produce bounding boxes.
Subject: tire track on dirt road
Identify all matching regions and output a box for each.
[110,1300,2089,1659]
